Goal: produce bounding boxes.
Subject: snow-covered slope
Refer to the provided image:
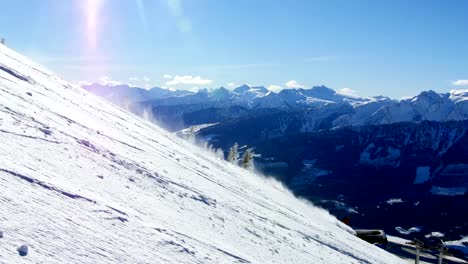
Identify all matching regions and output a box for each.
[0,46,404,263]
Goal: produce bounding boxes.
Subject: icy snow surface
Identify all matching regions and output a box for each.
[0,45,404,263]
[395,227,421,235]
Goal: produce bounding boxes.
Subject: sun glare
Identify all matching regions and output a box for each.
[85,0,103,50]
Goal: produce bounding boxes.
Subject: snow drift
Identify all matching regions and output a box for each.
[0,44,404,263]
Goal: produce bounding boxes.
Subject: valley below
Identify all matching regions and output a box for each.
[86,82,468,259]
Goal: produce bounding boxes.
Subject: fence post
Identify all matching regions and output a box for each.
[415,247,420,264]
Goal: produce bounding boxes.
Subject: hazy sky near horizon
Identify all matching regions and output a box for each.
[1,0,468,98]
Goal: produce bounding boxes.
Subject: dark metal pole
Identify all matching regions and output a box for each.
[415,247,420,264]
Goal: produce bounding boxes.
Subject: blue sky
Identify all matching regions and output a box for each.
[1,0,468,98]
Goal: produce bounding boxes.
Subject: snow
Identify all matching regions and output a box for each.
[85,79,468,131]
[430,186,467,196]
[386,198,404,205]
[450,89,468,103]
[175,123,219,136]
[413,166,430,184]
[0,45,404,263]
[341,90,468,127]
[387,235,412,246]
[445,236,468,255]
[424,232,444,238]
[395,227,421,235]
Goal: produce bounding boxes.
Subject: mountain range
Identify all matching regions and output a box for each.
[83,83,468,132]
[84,81,468,258]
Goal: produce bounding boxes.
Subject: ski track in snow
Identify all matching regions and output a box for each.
[0,45,405,263]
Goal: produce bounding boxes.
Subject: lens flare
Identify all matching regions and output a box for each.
[85,0,103,51]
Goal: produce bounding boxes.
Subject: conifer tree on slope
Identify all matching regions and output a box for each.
[227,142,239,164]
[241,148,255,171]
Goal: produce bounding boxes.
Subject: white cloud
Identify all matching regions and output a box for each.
[227,82,236,88]
[285,80,305,88]
[453,80,468,86]
[166,75,213,86]
[267,85,283,92]
[163,74,172,79]
[98,76,122,86]
[127,76,156,89]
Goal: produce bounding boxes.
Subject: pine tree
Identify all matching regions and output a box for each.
[241,148,255,171]
[227,142,239,164]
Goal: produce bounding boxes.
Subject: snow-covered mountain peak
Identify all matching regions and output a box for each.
[303,85,337,99]
[410,90,443,103]
[208,86,231,100]
[250,86,269,93]
[0,45,403,263]
[233,84,252,93]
